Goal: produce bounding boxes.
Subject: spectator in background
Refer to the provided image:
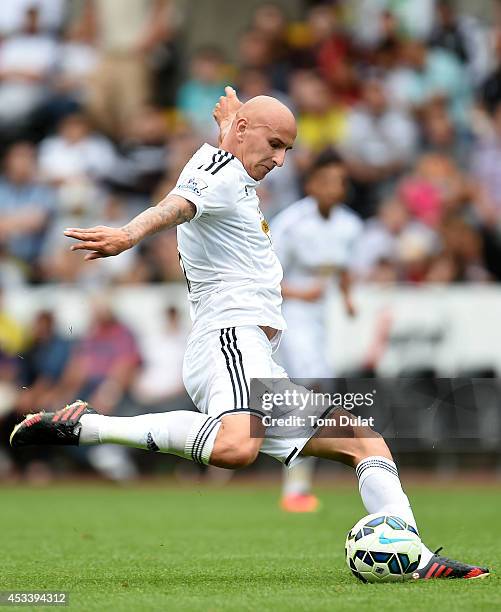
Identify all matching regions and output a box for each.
[41,18,99,126]
[237,28,290,93]
[42,193,138,287]
[480,31,501,116]
[353,0,436,48]
[0,289,28,479]
[428,0,490,85]
[37,113,116,270]
[429,0,469,64]
[176,46,227,140]
[352,197,439,282]
[103,105,168,201]
[82,0,173,137]
[0,142,55,279]
[236,67,291,106]
[0,289,27,365]
[385,38,472,129]
[39,297,142,481]
[0,0,67,37]
[164,126,203,181]
[419,100,471,169]
[436,215,489,282]
[303,3,360,106]
[290,71,347,165]
[0,6,60,142]
[48,297,141,414]
[399,153,469,228]
[132,305,187,408]
[469,99,501,280]
[16,310,71,415]
[0,287,26,426]
[0,244,26,288]
[0,0,494,298]
[251,2,290,66]
[372,37,401,74]
[339,76,417,217]
[39,113,116,186]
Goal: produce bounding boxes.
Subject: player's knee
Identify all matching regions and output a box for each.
[351,427,390,464]
[212,438,259,469]
[229,443,259,469]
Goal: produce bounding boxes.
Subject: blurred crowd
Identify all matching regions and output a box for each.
[3,0,501,478]
[2,0,501,290]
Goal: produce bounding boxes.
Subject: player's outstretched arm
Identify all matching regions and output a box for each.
[64,194,196,261]
[213,86,242,147]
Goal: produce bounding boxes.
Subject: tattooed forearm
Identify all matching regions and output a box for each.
[63,194,196,261]
[122,195,196,246]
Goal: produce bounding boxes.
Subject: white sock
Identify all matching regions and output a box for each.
[79,411,221,465]
[356,456,433,568]
[282,456,316,496]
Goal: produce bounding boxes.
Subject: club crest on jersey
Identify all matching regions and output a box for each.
[257,206,270,234]
[177,176,208,197]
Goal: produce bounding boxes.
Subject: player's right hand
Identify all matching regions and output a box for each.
[64,225,133,261]
[213,86,242,131]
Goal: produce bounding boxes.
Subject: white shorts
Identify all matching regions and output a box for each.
[183,325,317,467]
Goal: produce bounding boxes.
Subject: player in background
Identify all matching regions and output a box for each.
[272,150,362,512]
[10,87,489,580]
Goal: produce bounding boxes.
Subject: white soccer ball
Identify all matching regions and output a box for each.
[345,513,422,583]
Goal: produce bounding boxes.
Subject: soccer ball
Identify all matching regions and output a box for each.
[345,513,422,583]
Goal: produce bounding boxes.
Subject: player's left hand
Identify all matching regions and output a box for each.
[64,225,133,261]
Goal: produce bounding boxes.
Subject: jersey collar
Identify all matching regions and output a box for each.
[203,143,260,187]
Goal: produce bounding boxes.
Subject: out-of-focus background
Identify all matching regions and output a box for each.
[1,0,501,483]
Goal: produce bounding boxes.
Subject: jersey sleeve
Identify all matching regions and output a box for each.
[169,158,236,220]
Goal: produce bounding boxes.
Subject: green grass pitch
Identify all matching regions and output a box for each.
[0,482,499,611]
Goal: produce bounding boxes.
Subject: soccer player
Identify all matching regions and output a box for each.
[11,87,488,580]
[272,150,362,512]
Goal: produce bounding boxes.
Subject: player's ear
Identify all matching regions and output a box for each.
[235,117,248,142]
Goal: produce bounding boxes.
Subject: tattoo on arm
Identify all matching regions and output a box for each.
[122,195,196,246]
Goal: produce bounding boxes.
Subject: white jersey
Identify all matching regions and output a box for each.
[170,143,286,342]
[271,196,363,288]
[272,196,363,379]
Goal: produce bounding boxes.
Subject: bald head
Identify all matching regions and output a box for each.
[237,95,296,132]
[222,95,296,180]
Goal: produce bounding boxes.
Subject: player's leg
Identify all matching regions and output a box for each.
[278,307,325,511]
[281,457,319,512]
[10,402,264,469]
[301,409,489,579]
[209,413,264,468]
[301,413,416,526]
[80,406,265,469]
[10,327,269,470]
[10,401,224,465]
[85,407,264,468]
